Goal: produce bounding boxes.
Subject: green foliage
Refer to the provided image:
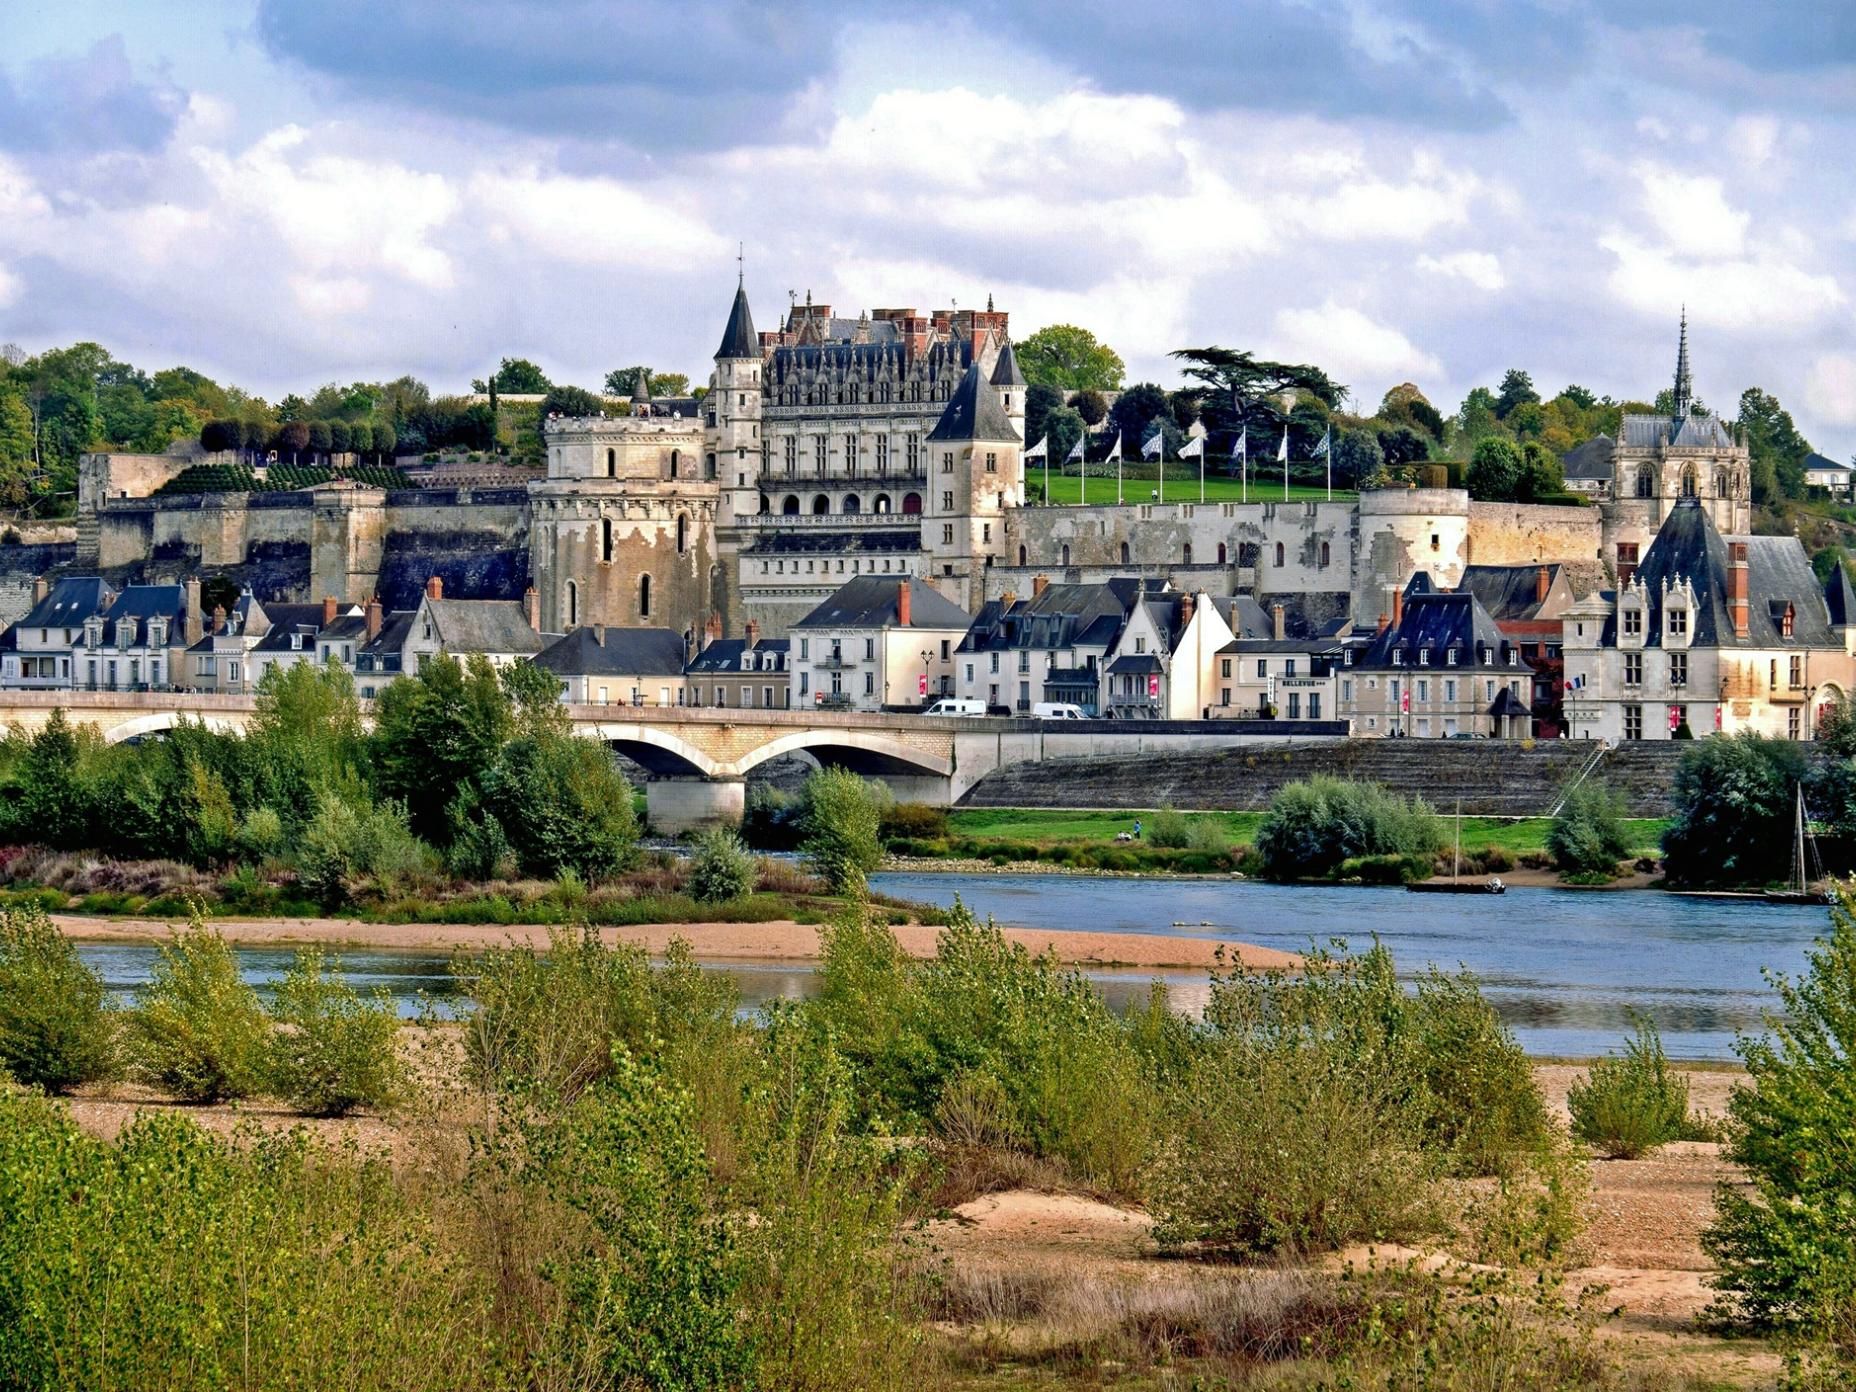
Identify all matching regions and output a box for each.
[474,356,551,394]
[481,733,638,880]
[1568,1014,1690,1159]
[1144,804,1191,848]
[128,917,269,1103]
[687,827,755,904]
[1740,386,1814,504]
[1662,733,1807,885]
[877,801,948,843]
[800,767,884,895]
[1015,324,1126,391]
[0,905,117,1093]
[1705,888,1856,1352]
[298,788,430,904]
[266,947,405,1116]
[1466,436,1523,500]
[1253,775,1443,880]
[1548,780,1633,875]
[741,784,803,850]
[371,653,514,840]
[536,384,604,419]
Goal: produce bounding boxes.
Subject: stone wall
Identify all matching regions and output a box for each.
[1465,501,1604,568]
[0,543,79,625]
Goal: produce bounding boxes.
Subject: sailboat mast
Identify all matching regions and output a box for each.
[1454,797,1461,882]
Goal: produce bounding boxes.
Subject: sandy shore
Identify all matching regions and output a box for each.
[52,913,1296,971]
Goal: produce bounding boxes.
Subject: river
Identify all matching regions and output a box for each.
[73,873,1833,1062]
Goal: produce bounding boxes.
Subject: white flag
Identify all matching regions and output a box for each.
[1236,426,1248,462]
[1065,431,1085,463]
[1310,429,1329,459]
[1276,428,1289,463]
[1141,429,1163,460]
[1106,430,1123,463]
[1024,434,1048,460]
[1179,435,1204,459]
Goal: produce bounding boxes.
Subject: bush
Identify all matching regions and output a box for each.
[266,948,405,1116]
[1144,806,1191,848]
[687,827,755,904]
[1254,777,1443,880]
[1335,852,1432,884]
[800,768,884,895]
[298,789,431,904]
[741,785,804,850]
[877,801,948,843]
[1705,888,1856,1350]
[1662,734,1805,886]
[1567,1013,1689,1159]
[128,917,268,1103]
[481,734,638,880]
[1548,781,1632,876]
[1185,816,1230,853]
[0,905,117,1093]
[235,805,285,862]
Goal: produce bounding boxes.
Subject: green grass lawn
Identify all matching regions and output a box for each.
[946,807,1669,857]
[1030,473,1355,506]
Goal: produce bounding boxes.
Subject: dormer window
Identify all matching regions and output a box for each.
[1446,647,1458,666]
[1782,604,1795,638]
[1392,649,1403,666]
[115,620,134,648]
[1622,608,1643,638]
[1418,648,1429,665]
[149,619,166,647]
[1667,608,1687,638]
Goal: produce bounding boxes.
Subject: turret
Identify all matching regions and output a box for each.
[710,278,763,524]
[990,339,1027,443]
[924,363,1024,607]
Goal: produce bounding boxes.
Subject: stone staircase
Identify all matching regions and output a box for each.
[959,738,1681,817]
[1592,742,1690,817]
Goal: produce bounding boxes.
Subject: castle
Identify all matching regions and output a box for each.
[48,292,1740,653]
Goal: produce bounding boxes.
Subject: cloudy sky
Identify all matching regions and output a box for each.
[1,1,1853,455]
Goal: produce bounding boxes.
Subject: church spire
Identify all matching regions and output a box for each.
[1672,306,1693,420]
[715,280,758,360]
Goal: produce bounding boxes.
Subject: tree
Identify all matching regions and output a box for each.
[1332,428,1384,490]
[538,385,605,420]
[472,358,551,395]
[371,422,397,460]
[1043,406,1085,480]
[800,767,883,895]
[1517,441,1565,501]
[1456,385,1501,443]
[1548,781,1632,875]
[1376,426,1430,469]
[1071,389,1107,426]
[1380,383,1445,441]
[1023,382,1064,452]
[1738,388,1813,503]
[604,367,689,398]
[1559,384,1598,409]
[370,653,513,841]
[327,419,352,454]
[1168,389,1203,432]
[1662,734,1806,885]
[1108,382,1168,448]
[1015,325,1126,392]
[277,421,310,463]
[199,419,238,454]
[1494,369,1539,419]
[481,734,638,880]
[1170,347,1346,463]
[348,421,373,456]
[1465,437,1523,501]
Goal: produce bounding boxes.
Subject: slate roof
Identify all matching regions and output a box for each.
[17,577,111,632]
[926,364,1022,444]
[423,598,546,655]
[535,626,687,677]
[1825,566,1856,629]
[249,603,335,654]
[105,585,188,645]
[1107,653,1162,675]
[1619,412,1736,450]
[767,336,972,384]
[955,581,1142,656]
[1457,564,1563,623]
[1490,687,1532,718]
[1358,590,1529,672]
[744,529,921,555]
[1607,499,1833,649]
[1804,451,1852,476]
[1559,434,1615,481]
[356,611,417,672]
[716,284,758,359]
[793,576,973,631]
[686,637,791,674]
[989,340,1026,388]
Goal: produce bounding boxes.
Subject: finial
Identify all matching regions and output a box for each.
[987,292,994,312]
[736,240,744,288]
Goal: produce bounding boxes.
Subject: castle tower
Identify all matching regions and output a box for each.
[990,339,1027,445]
[923,363,1024,610]
[710,278,763,528]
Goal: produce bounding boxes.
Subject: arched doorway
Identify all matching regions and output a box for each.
[901,492,922,515]
[873,494,891,514]
[782,495,800,515]
[842,495,861,514]
[812,495,830,515]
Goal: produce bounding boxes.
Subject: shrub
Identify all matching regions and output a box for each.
[800,768,884,895]
[1185,816,1230,853]
[1253,776,1442,880]
[298,789,431,904]
[235,805,285,862]
[741,785,803,850]
[0,905,117,1092]
[687,827,755,904]
[1567,1014,1690,1159]
[1705,888,1856,1351]
[1662,734,1805,885]
[1144,806,1191,848]
[481,733,638,880]
[877,801,948,843]
[1335,852,1432,884]
[266,947,404,1116]
[128,916,268,1103]
[1548,781,1633,876]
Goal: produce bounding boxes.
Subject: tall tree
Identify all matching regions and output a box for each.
[1170,347,1345,461]
[538,385,606,420]
[603,367,690,398]
[1737,388,1812,502]
[472,358,551,395]
[1108,383,1169,449]
[1494,369,1539,419]
[1023,383,1063,452]
[1016,325,1126,392]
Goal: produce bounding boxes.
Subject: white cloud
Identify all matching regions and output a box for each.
[1269,299,1441,387]
[1416,250,1505,291]
[1633,162,1749,257]
[468,167,726,268]
[1726,114,1781,167]
[292,274,370,317]
[1600,232,1844,333]
[0,262,19,309]
[1806,353,1856,428]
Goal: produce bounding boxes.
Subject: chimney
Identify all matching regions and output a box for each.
[1032,572,1050,597]
[1180,592,1195,628]
[31,576,48,605]
[322,594,338,629]
[703,611,723,649]
[1377,611,1389,635]
[1272,603,1286,641]
[425,575,443,602]
[897,579,912,627]
[211,604,226,634]
[1729,541,1750,638]
[365,597,383,642]
[523,586,539,632]
[1392,585,1405,629]
[745,619,760,649]
[1536,564,1551,605]
[185,578,204,645]
[1000,589,1017,609]
[593,623,606,646]
[1616,542,1638,589]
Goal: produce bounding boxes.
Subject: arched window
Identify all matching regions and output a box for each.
[639,574,651,618]
[1680,465,1697,498]
[873,494,891,514]
[812,494,830,515]
[1120,541,1130,565]
[565,581,577,627]
[670,449,680,479]
[1061,543,1071,566]
[842,494,861,514]
[1320,540,1330,567]
[1018,544,1027,566]
[1183,543,1192,565]
[601,517,614,563]
[676,514,688,554]
[1715,470,1727,495]
[606,447,615,478]
[1216,542,1227,565]
[902,492,922,515]
[1274,542,1285,567]
[759,493,771,514]
[1635,466,1653,499]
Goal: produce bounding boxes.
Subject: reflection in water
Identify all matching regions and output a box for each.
[74,876,1826,1062]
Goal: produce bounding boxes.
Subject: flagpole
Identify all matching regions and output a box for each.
[1199,441,1205,503]
[1117,434,1123,506]
[1240,425,1247,504]
[1325,426,1332,501]
[1159,437,1164,506]
[1283,427,1289,503]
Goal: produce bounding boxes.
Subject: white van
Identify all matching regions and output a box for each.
[1032,702,1088,720]
[923,697,986,717]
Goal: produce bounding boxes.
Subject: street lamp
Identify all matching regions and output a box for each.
[921,648,933,707]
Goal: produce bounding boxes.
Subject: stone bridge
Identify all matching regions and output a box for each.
[0,691,1343,831]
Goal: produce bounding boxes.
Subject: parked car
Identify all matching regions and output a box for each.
[1032,702,1088,720]
[923,697,985,717]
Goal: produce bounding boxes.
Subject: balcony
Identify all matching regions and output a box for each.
[815,655,854,671]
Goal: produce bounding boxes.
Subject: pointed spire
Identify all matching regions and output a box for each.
[1672,305,1693,420]
[989,339,1026,388]
[633,367,651,402]
[716,281,758,359]
[927,363,1022,444]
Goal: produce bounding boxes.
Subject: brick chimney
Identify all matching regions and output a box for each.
[1536,564,1550,605]
[1729,542,1750,638]
[1000,589,1017,609]
[1392,585,1405,629]
[365,597,382,642]
[1272,602,1286,641]
[897,579,912,626]
[1616,542,1638,589]
[211,604,225,634]
[31,576,47,605]
[322,594,338,629]
[523,586,539,632]
[1032,572,1050,597]
[745,619,760,648]
[1179,592,1195,628]
[185,578,204,645]
[1377,610,1389,635]
[703,611,722,649]
[425,575,443,602]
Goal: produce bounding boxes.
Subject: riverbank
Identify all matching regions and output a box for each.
[53,912,1298,972]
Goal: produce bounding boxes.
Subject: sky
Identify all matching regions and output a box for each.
[0,0,1853,457]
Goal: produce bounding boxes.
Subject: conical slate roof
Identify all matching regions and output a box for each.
[989,339,1026,388]
[926,364,1022,444]
[716,283,758,359]
[633,367,651,402]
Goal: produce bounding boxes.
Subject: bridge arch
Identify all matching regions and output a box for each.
[735,728,953,783]
[101,711,250,744]
[578,722,721,779]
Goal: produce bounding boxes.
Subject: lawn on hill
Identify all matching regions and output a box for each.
[1028,472,1356,506]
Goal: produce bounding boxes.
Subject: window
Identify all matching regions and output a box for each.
[1624,703,1643,739]
[1309,693,1321,719]
[1623,608,1642,637]
[814,435,826,471]
[1446,647,1458,666]
[676,514,688,553]
[864,637,874,661]
[799,672,809,695]
[1217,542,1226,565]
[941,492,954,511]
[1790,655,1804,687]
[845,436,859,473]
[741,685,752,706]
[982,523,991,544]
[638,574,651,618]
[864,671,874,695]
[1669,652,1687,687]
[1120,542,1130,565]
[989,652,999,673]
[985,452,996,473]
[1416,680,1428,702]
[942,524,954,545]
[1444,678,1456,701]
[942,452,954,474]
[1419,648,1430,665]
[1135,637,1146,654]
[1392,649,1403,666]
[1782,604,1796,638]
[1789,707,1802,739]
[798,638,809,659]
[602,517,614,563]
[1274,542,1284,567]
[1288,693,1301,719]
[227,660,239,685]
[1256,658,1267,678]
[1319,541,1330,567]
[1221,658,1231,678]
[606,447,615,478]
[1668,607,1687,637]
